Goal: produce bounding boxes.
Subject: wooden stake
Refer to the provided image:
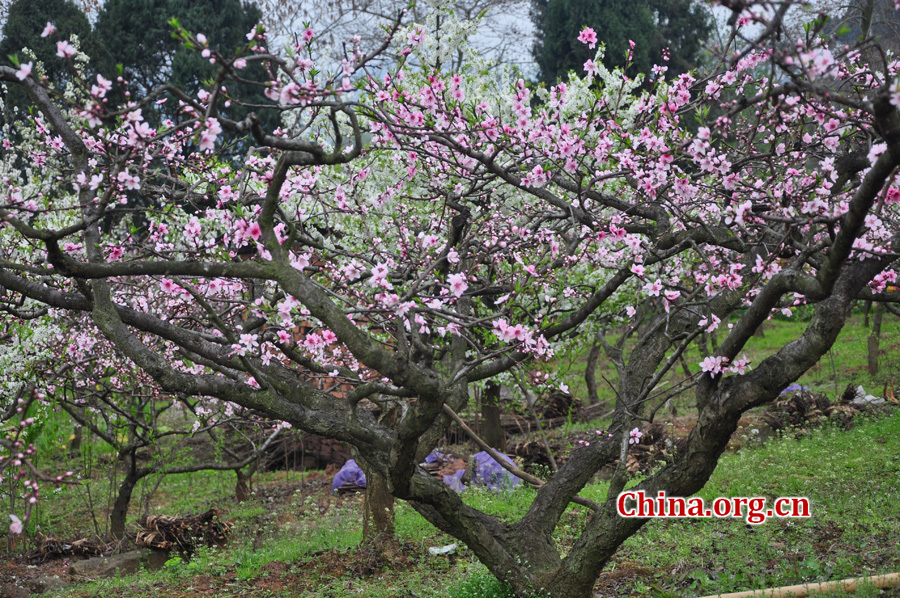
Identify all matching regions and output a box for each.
[698,572,900,598]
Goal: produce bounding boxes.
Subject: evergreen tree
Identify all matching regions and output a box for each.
[0,0,111,117]
[531,0,712,84]
[94,0,269,126]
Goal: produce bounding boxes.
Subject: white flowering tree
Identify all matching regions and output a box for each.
[2,2,900,595]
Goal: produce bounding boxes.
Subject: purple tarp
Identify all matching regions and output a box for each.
[471,451,521,491]
[443,469,466,493]
[331,459,366,492]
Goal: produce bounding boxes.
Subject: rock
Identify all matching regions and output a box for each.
[852,395,886,406]
[26,575,69,594]
[428,543,457,555]
[69,548,168,578]
[850,386,885,406]
[0,583,31,598]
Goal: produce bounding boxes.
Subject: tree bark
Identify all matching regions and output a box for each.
[359,459,395,543]
[235,469,252,502]
[585,337,602,405]
[481,382,506,451]
[867,302,885,376]
[68,424,82,456]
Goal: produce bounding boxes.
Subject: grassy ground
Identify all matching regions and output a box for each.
[19,407,897,598]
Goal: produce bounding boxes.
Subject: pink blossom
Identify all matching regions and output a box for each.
[91,74,113,98]
[642,279,663,297]
[578,27,597,49]
[15,62,32,81]
[448,273,468,297]
[198,118,221,152]
[41,22,55,38]
[116,168,140,190]
[700,355,728,376]
[247,221,262,241]
[302,27,315,43]
[9,514,22,535]
[527,164,549,188]
[107,245,124,261]
[628,428,642,445]
[730,355,751,375]
[160,279,178,294]
[56,40,76,58]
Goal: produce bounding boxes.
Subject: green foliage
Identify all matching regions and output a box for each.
[531,0,713,84]
[447,570,518,598]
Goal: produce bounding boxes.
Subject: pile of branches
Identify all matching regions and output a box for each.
[762,389,837,431]
[508,439,566,472]
[34,533,108,560]
[135,508,232,555]
[622,423,686,475]
[763,386,895,433]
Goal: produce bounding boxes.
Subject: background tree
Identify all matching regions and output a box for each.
[26,314,285,539]
[257,0,539,74]
[531,0,712,83]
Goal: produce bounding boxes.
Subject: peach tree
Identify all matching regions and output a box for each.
[1,2,899,595]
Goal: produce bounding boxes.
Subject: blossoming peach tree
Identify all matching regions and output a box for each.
[2,2,900,595]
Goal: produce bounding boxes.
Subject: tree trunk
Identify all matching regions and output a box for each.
[481,382,506,451]
[68,424,83,456]
[359,459,395,543]
[868,302,885,376]
[110,453,140,540]
[585,338,601,405]
[235,469,252,502]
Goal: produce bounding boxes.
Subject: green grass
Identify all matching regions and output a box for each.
[613,411,900,597]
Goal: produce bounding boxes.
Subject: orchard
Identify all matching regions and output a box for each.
[1,2,900,596]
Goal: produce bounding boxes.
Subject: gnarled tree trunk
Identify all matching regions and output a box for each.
[358,457,395,544]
